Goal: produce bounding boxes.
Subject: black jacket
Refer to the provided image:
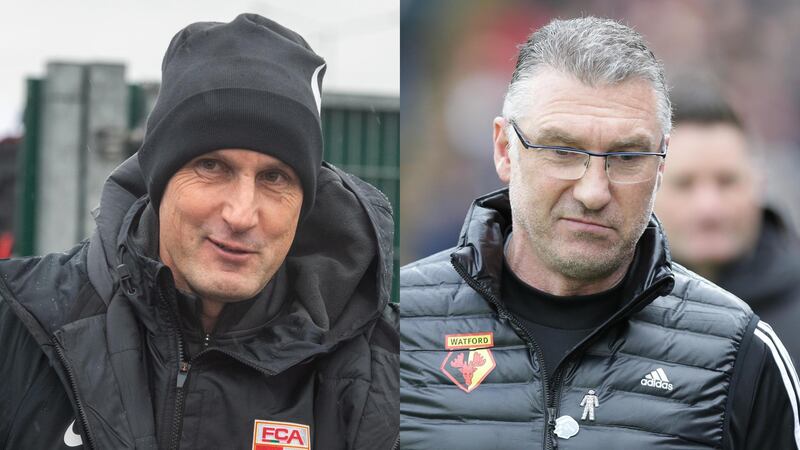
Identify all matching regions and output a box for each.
[399,189,799,450]
[714,208,800,369]
[0,155,399,449]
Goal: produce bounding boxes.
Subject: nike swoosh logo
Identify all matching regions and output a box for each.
[310,63,326,115]
[64,419,83,447]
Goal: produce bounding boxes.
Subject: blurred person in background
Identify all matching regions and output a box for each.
[0,14,398,449]
[656,80,800,368]
[400,16,799,450]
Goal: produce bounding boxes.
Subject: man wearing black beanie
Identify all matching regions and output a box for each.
[0,13,398,450]
[140,13,325,219]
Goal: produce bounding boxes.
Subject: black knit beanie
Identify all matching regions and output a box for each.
[138,13,326,220]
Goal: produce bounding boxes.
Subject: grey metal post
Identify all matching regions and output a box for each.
[84,63,128,238]
[36,63,84,254]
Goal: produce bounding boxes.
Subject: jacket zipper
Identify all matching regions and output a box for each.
[450,259,553,450]
[54,340,97,450]
[164,321,277,449]
[73,241,148,450]
[546,280,674,449]
[118,247,191,449]
[164,331,278,450]
[545,363,570,449]
[452,257,673,450]
[544,279,672,448]
[507,316,556,449]
[171,359,191,450]
[161,290,190,450]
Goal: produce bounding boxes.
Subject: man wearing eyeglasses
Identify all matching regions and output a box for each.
[400,16,799,450]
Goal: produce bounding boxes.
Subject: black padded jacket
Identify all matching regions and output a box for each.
[400,189,799,450]
[0,155,399,450]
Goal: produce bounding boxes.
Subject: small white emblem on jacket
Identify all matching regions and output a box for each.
[63,419,83,447]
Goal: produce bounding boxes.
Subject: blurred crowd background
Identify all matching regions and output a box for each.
[400,0,800,263]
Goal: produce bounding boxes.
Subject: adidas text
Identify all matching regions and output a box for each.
[641,368,674,391]
[640,378,674,391]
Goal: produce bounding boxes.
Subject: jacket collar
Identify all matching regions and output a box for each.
[87,156,393,375]
[450,188,675,320]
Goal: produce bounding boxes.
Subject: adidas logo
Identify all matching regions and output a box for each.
[640,368,674,391]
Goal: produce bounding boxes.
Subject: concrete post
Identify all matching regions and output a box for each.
[36,63,83,254]
[84,63,128,238]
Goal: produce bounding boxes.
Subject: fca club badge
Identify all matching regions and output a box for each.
[440,332,497,393]
[252,420,311,450]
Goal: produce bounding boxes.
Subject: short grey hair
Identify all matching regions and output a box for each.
[502,16,672,135]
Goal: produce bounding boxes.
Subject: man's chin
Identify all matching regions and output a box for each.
[190,275,264,303]
[548,244,630,279]
[558,239,619,259]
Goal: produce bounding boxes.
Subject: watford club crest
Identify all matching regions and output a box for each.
[440,332,497,393]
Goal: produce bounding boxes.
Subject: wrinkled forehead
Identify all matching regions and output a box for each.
[517,69,663,148]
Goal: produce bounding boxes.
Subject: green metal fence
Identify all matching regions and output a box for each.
[15,79,41,257]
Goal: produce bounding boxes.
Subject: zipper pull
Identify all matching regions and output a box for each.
[547,407,557,427]
[547,407,560,448]
[176,361,191,388]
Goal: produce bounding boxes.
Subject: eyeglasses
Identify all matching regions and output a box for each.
[509,120,667,184]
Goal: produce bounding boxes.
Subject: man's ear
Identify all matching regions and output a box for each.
[493,117,512,184]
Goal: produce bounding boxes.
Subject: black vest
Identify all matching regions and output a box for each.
[400,190,753,450]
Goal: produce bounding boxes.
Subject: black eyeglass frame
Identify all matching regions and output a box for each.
[509,119,667,160]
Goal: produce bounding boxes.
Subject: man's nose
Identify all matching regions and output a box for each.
[572,157,612,211]
[221,177,259,232]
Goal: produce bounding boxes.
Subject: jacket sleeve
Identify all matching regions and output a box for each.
[726,318,800,450]
[352,302,399,450]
